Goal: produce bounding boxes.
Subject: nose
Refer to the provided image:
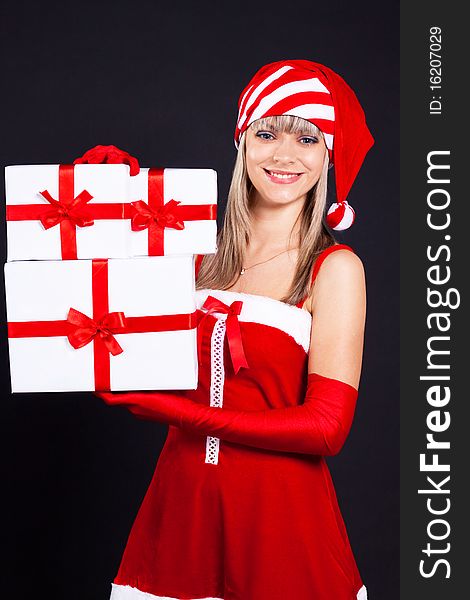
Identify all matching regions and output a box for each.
[271,135,297,164]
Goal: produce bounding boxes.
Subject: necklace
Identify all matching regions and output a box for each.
[240,247,299,275]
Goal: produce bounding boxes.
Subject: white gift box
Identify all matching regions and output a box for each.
[5,164,218,261]
[5,164,131,261]
[129,168,217,256]
[5,255,199,392]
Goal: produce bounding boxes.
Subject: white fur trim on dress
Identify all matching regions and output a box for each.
[196,289,312,353]
[111,582,366,599]
[357,584,368,599]
[110,583,223,600]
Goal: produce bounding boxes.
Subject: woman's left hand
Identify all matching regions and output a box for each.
[74,144,140,175]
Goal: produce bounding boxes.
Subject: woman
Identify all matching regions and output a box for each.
[95,59,374,600]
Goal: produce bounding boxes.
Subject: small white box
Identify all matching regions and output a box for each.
[129,167,218,256]
[6,164,131,260]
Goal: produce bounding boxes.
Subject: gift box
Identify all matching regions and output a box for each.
[5,164,218,261]
[5,255,199,392]
[5,164,131,260]
[129,167,217,256]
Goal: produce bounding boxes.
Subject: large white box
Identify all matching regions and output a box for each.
[5,256,199,392]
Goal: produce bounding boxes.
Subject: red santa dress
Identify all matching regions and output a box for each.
[109,243,368,600]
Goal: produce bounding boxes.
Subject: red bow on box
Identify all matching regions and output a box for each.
[38,188,95,230]
[66,307,127,356]
[130,199,185,232]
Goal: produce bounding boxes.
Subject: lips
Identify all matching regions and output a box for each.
[264,169,303,184]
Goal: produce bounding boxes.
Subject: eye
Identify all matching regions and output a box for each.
[299,136,319,145]
[256,131,275,141]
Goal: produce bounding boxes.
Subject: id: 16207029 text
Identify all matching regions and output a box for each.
[429,26,443,115]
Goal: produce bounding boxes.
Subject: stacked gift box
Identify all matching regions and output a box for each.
[4,159,217,392]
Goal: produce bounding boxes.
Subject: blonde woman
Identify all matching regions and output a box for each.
[97,59,374,600]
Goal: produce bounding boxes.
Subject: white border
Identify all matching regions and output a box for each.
[110,583,223,600]
[110,583,367,599]
[357,584,368,599]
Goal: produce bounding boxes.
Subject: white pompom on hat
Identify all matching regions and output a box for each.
[234,59,374,231]
[326,201,356,231]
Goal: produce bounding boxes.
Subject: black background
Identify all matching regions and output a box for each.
[0,1,399,598]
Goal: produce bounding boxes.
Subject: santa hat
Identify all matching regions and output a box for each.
[234,59,374,231]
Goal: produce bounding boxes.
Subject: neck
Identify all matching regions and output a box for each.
[248,189,304,252]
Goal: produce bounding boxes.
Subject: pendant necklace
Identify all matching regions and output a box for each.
[240,247,299,275]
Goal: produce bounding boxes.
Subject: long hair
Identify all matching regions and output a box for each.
[196,115,336,305]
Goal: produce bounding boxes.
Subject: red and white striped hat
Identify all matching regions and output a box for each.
[234,59,374,231]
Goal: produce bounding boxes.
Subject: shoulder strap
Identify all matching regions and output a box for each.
[295,244,355,308]
[195,254,204,280]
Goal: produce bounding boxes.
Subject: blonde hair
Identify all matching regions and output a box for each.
[196,115,336,305]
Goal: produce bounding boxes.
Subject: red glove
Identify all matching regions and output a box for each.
[73,144,140,176]
[96,373,358,456]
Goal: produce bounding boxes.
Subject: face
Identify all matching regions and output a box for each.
[245,121,328,207]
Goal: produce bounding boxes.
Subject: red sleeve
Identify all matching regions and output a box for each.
[96,372,358,456]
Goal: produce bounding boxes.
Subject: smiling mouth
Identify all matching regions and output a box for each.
[264,169,303,183]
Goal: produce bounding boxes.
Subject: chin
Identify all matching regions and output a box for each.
[253,175,315,203]
[260,189,304,205]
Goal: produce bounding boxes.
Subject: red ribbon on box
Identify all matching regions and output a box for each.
[131,168,217,256]
[7,259,199,390]
[196,295,249,375]
[6,165,217,259]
